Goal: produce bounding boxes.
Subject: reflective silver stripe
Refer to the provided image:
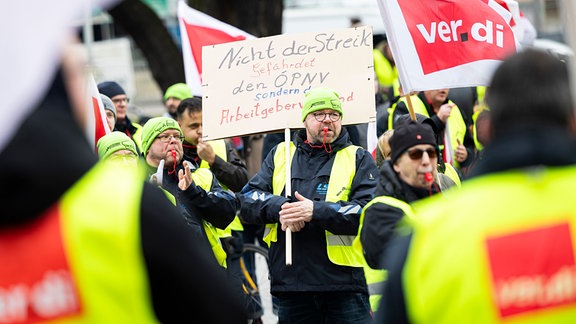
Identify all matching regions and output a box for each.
[368,281,384,297]
[336,204,361,215]
[263,226,271,238]
[326,234,356,246]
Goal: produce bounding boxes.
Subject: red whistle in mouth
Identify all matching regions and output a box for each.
[323,127,328,133]
[425,172,433,183]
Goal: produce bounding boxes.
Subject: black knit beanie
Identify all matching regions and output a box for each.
[389,121,437,163]
[97,81,126,99]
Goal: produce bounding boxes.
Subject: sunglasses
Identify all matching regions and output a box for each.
[405,147,437,160]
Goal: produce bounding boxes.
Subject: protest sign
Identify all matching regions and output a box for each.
[201,26,375,140]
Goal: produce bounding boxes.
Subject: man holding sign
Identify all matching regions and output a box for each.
[239,87,378,322]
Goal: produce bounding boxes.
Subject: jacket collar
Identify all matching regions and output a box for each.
[470,125,576,177]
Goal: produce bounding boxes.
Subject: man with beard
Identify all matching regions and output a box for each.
[238,87,378,323]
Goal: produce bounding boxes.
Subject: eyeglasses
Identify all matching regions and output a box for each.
[112,97,130,104]
[156,134,184,143]
[405,148,437,160]
[313,112,341,122]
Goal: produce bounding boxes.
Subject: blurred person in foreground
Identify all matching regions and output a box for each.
[0,1,245,322]
[376,49,576,323]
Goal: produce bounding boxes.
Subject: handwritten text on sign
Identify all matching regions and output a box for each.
[201,26,376,140]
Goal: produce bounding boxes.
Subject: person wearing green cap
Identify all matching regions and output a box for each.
[141,116,237,268]
[97,131,138,163]
[238,86,378,323]
[163,83,192,119]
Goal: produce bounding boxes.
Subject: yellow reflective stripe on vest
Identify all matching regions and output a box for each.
[324,144,363,267]
[132,123,143,153]
[267,142,363,267]
[61,162,156,322]
[262,142,298,246]
[191,168,228,268]
[198,140,243,234]
[354,196,415,311]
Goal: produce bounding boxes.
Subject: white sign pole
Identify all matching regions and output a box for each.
[284,128,292,266]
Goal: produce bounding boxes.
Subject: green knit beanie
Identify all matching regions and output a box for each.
[164,83,192,101]
[141,117,183,155]
[301,87,343,122]
[97,131,138,160]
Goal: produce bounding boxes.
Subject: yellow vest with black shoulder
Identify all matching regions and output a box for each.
[404,166,576,323]
[354,196,415,312]
[0,162,157,322]
[198,140,244,235]
[190,167,229,268]
[265,141,366,267]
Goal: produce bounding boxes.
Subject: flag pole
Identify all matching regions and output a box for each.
[284,127,293,266]
[405,93,417,121]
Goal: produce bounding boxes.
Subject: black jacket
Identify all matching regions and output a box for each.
[0,72,245,323]
[238,128,378,294]
[376,126,576,324]
[150,161,238,231]
[360,161,440,269]
[182,140,248,192]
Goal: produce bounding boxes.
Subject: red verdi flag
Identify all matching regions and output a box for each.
[85,73,110,153]
[177,1,255,96]
[377,0,519,92]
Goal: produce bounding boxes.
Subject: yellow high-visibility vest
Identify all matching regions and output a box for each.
[0,162,157,323]
[404,166,576,323]
[265,142,366,267]
[354,196,415,311]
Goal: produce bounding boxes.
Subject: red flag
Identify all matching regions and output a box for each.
[177,1,255,96]
[367,121,378,160]
[85,73,110,153]
[377,0,518,92]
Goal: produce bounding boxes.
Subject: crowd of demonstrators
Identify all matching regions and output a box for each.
[376,49,576,323]
[0,21,246,323]
[98,80,143,153]
[6,2,574,323]
[163,82,193,119]
[238,87,378,323]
